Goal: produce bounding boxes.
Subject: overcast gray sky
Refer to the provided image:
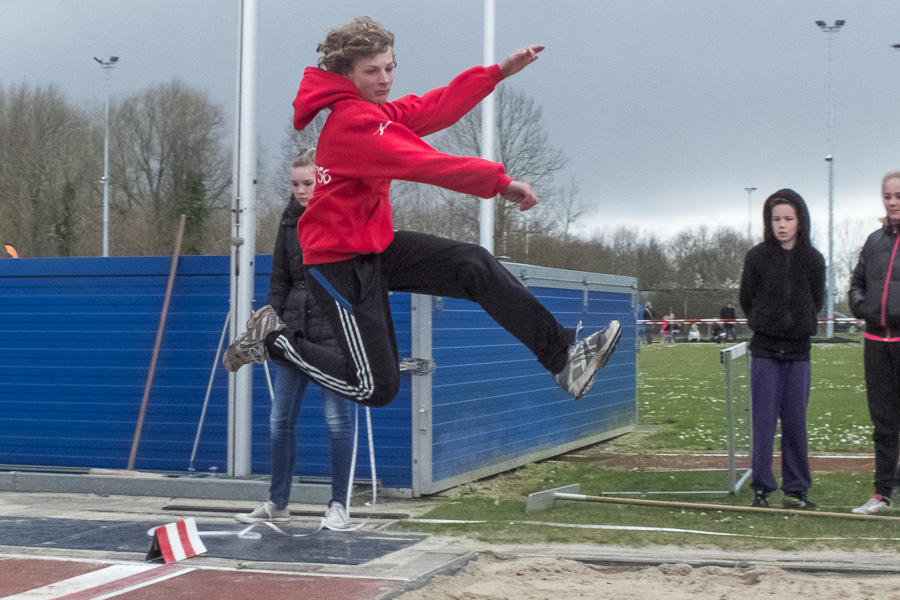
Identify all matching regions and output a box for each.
[2,0,896,241]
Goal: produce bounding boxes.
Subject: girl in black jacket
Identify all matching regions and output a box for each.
[849,171,900,515]
[235,149,354,530]
[739,189,825,509]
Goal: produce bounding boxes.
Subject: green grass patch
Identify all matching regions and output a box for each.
[397,462,893,552]
[637,342,870,452]
[394,342,883,551]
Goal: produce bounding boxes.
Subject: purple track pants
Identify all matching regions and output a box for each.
[750,356,812,495]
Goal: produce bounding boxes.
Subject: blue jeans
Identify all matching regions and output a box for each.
[269,362,353,510]
[750,357,812,495]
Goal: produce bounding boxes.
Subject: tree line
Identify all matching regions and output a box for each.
[0,80,871,305]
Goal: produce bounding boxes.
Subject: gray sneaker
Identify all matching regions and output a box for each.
[322,501,351,531]
[852,494,891,515]
[554,320,621,399]
[223,305,285,372]
[235,500,290,524]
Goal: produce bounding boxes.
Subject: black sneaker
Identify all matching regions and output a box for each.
[783,492,816,510]
[751,490,769,508]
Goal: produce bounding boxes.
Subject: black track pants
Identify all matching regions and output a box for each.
[266,230,573,408]
[863,338,900,497]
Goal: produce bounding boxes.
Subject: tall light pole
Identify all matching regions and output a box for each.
[816,19,844,339]
[480,0,496,254]
[744,187,757,243]
[94,56,118,257]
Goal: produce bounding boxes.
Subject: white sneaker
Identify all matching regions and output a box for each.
[235,500,290,524]
[553,320,621,399]
[322,501,351,530]
[852,494,891,515]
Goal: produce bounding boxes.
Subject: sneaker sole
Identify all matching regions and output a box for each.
[235,515,290,524]
[572,320,622,398]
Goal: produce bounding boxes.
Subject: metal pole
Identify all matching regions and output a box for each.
[816,20,844,339]
[744,187,756,244]
[102,71,110,257]
[94,56,118,256]
[228,0,259,477]
[826,154,835,339]
[479,0,496,254]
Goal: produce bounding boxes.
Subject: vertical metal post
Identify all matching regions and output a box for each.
[409,294,434,497]
[816,19,845,339]
[722,341,752,494]
[228,0,259,477]
[479,0,496,254]
[723,347,736,491]
[744,187,756,244]
[826,154,835,338]
[102,70,110,257]
[94,56,118,256]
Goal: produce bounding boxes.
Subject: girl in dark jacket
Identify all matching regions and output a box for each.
[739,189,825,509]
[849,171,900,515]
[236,149,354,530]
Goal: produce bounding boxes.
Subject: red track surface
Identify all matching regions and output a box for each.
[0,558,405,600]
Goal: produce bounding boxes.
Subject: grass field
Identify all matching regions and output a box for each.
[637,341,871,451]
[395,340,893,552]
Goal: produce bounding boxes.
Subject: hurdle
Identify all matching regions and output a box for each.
[598,341,752,498]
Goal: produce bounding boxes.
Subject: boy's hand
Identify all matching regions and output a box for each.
[503,180,538,211]
[499,45,545,78]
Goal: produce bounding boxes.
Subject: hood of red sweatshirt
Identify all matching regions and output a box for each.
[292,67,361,131]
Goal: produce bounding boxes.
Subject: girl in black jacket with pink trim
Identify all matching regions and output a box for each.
[849,170,900,515]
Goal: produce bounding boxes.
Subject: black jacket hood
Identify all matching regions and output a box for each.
[762,188,812,248]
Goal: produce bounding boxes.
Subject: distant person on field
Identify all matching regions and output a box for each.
[635,302,645,345]
[739,189,825,510]
[661,313,674,345]
[688,322,701,342]
[719,302,738,343]
[710,322,726,343]
[643,302,655,344]
[849,171,900,515]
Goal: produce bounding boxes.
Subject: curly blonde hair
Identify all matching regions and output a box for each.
[317,17,395,75]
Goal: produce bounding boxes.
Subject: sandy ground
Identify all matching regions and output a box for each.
[394,553,900,600]
[398,440,888,599]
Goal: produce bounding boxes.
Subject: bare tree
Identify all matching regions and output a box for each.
[834,217,879,298]
[109,80,230,254]
[0,84,101,257]
[390,86,569,252]
[668,226,748,289]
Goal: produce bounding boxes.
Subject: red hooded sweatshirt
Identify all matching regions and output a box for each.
[292,64,514,264]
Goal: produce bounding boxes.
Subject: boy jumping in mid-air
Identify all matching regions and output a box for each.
[224,17,620,407]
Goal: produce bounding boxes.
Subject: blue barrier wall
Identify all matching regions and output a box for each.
[428,285,636,490]
[0,256,414,488]
[0,256,636,495]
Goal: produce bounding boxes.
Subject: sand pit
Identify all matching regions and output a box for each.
[395,554,900,600]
